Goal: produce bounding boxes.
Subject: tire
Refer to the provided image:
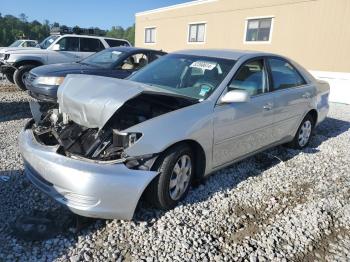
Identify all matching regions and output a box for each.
[13,65,36,90]
[147,144,194,209]
[287,114,315,149]
[4,73,14,84]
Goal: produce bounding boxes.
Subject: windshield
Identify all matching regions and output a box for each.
[9,40,24,47]
[129,54,236,100]
[81,49,125,68]
[39,35,59,49]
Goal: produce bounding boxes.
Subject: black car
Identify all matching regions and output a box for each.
[26,47,166,102]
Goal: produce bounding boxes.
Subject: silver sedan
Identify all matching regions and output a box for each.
[19,50,330,219]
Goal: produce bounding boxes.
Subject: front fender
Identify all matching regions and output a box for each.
[124,101,214,173]
[9,55,46,67]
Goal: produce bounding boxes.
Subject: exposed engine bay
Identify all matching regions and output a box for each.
[31,93,197,163]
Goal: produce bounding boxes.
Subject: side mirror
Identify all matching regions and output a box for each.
[219,90,250,104]
[52,44,60,51]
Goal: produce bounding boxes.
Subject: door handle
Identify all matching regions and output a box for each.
[263,103,273,110]
[302,92,311,99]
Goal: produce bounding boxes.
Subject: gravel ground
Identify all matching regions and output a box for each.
[0,79,349,261]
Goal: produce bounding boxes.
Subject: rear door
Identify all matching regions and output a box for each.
[212,58,275,167]
[79,37,104,59]
[267,57,316,140]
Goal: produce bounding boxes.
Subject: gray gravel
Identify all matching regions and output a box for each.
[0,79,349,261]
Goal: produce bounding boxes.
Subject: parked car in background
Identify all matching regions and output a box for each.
[0,40,38,72]
[0,39,38,50]
[26,47,166,103]
[19,50,330,219]
[0,34,130,89]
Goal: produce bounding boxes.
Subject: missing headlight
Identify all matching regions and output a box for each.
[112,130,142,149]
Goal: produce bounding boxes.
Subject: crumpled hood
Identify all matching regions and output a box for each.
[57,74,180,129]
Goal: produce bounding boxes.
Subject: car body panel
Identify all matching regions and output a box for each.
[19,128,158,220]
[272,84,316,140]
[58,74,182,129]
[212,94,275,167]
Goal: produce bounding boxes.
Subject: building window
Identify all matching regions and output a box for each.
[245,18,273,42]
[145,27,156,43]
[188,23,206,43]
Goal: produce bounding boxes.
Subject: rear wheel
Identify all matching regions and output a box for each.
[287,114,315,149]
[4,73,14,84]
[13,65,36,90]
[147,144,194,209]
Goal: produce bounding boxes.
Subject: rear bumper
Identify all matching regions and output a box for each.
[19,126,158,220]
[316,92,330,126]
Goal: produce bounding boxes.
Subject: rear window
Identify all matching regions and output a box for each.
[105,39,130,47]
[80,38,104,52]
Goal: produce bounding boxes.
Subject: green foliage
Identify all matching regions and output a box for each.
[106,24,135,45]
[0,13,135,47]
[0,13,50,46]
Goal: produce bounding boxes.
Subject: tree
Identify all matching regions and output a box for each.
[0,12,136,47]
[0,14,50,46]
[19,13,28,23]
[106,24,135,45]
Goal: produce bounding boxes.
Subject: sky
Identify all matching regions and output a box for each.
[1,0,192,29]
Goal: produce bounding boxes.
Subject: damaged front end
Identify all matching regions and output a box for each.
[21,75,200,219]
[31,91,196,169]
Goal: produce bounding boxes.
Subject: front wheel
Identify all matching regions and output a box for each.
[287,114,315,149]
[5,73,15,84]
[13,65,36,90]
[147,144,194,209]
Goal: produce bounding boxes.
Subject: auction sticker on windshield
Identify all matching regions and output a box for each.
[190,61,217,70]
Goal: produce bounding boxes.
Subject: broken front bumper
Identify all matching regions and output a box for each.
[19,127,158,220]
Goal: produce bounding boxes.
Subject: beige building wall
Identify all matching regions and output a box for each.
[135,0,350,73]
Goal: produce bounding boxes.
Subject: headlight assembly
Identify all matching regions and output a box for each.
[112,130,142,149]
[35,76,65,86]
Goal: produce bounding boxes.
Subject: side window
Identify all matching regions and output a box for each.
[27,41,37,47]
[56,37,79,51]
[268,58,306,90]
[118,53,150,70]
[80,38,104,52]
[228,59,268,96]
[105,39,129,47]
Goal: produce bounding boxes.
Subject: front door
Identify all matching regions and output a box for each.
[213,58,275,167]
[49,37,81,64]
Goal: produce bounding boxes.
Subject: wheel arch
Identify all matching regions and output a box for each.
[152,139,207,182]
[307,109,318,125]
[13,60,43,68]
[137,139,207,209]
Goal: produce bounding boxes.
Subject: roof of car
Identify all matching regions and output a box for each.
[105,46,166,53]
[57,34,129,42]
[173,49,271,60]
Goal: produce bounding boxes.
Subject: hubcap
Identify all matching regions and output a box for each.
[298,120,312,147]
[22,71,29,83]
[169,155,192,200]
